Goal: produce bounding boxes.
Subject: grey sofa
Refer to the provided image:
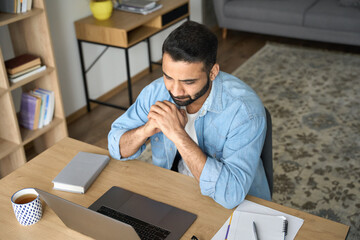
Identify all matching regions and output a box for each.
[212,0,360,46]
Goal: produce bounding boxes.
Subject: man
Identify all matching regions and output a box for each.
[108,21,271,209]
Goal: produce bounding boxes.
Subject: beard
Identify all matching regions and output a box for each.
[169,77,211,106]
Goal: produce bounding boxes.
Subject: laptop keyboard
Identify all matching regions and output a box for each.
[96,206,170,240]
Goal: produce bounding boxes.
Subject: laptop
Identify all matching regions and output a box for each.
[35,187,197,240]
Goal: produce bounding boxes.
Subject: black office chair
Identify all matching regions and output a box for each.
[261,107,273,198]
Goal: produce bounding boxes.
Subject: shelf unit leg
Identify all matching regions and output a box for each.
[0,149,26,178]
[77,40,91,112]
[147,38,153,73]
[124,48,133,105]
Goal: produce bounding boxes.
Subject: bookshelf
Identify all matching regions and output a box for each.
[0,0,68,178]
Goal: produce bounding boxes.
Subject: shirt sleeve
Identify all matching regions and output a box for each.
[107,86,152,160]
[199,114,266,209]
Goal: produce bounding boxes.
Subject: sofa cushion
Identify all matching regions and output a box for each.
[224,0,317,26]
[304,0,360,33]
[338,0,360,8]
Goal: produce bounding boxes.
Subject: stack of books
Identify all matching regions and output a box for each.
[19,88,55,130]
[0,0,33,14]
[116,0,162,15]
[5,54,47,84]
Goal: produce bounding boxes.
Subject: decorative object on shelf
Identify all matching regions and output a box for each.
[89,0,113,20]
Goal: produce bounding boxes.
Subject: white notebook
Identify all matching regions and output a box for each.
[212,200,304,240]
[227,211,287,240]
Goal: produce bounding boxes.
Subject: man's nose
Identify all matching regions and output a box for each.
[171,81,184,97]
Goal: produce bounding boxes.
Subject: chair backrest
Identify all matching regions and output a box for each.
[261,107,273,197]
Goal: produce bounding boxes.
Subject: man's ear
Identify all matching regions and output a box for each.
[210,63,220,81]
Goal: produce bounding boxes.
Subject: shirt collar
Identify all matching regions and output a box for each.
[198,71,223,117]
[165,72,224,116]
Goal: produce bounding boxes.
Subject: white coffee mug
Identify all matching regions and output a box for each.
[11,188,42,226]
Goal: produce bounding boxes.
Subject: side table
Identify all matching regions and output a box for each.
[74,0,190,111]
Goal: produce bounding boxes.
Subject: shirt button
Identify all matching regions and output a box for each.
[155,137,159,142]
[170,147,173,151]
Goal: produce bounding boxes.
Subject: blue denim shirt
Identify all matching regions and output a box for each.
[108,71,271,209]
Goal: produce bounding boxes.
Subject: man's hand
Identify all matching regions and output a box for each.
[143,117,161,138]
[147,101,188,142]
[147,100,206,181]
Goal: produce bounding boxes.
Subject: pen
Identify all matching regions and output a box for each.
[224,212,234,240]
[253,221,260,240]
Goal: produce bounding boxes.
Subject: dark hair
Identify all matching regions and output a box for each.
[162,21,218,74]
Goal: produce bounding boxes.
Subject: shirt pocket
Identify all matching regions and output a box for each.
[203,135,224,160]
[150,133,168,166]
[150,133,163,152]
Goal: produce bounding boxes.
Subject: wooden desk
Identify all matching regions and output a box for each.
[0,137,349,239]
[74,0,189,111]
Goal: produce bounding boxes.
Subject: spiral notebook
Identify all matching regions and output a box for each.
[211,200,304,240]
[227,211,288,240]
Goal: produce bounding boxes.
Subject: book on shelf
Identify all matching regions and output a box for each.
[19,92,41,130]
[121,0,156,10]
[9,65,47,84]
[0,0,17,13]
[16,0,21,13]
[34,88,55,126]
[29,90,46,129]
[19,88,55,131]
[52,152,110,194]
[5,54,41,75]
[26,0,33,11]
[0,0,33,13]
[21,0,27,13]
[116,3,162,15]
[8,65,41,78]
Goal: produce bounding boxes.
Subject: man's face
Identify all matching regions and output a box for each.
[162,53,212,107]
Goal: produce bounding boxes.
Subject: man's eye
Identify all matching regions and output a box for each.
[184,81,194,85]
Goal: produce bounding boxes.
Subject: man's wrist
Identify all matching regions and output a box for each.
[171,129,191,147]
[138,124,151,140]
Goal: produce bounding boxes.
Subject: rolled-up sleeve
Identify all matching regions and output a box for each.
[108,87,151,160]
[199,115,266,209]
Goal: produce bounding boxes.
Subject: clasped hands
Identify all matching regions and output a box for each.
[144,101,188,142]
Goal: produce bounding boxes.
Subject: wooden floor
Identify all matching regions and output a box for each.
[67,28,360,150]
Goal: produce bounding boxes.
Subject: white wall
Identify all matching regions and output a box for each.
[0,0,203,117]
[0,26,21,110]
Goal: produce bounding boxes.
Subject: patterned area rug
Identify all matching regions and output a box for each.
[138,42,360,239]
[232,43,360,239]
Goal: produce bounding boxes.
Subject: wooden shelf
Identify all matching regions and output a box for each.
[0,87,6,97]
[0,0,68,178]
[127,26,159,47]
[162,14,189,30]
[0,8,43,27]
[75,0,189,48]
[0,138,19,159]
[21,117,63,145]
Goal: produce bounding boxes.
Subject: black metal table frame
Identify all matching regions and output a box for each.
[77,17,189,112]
